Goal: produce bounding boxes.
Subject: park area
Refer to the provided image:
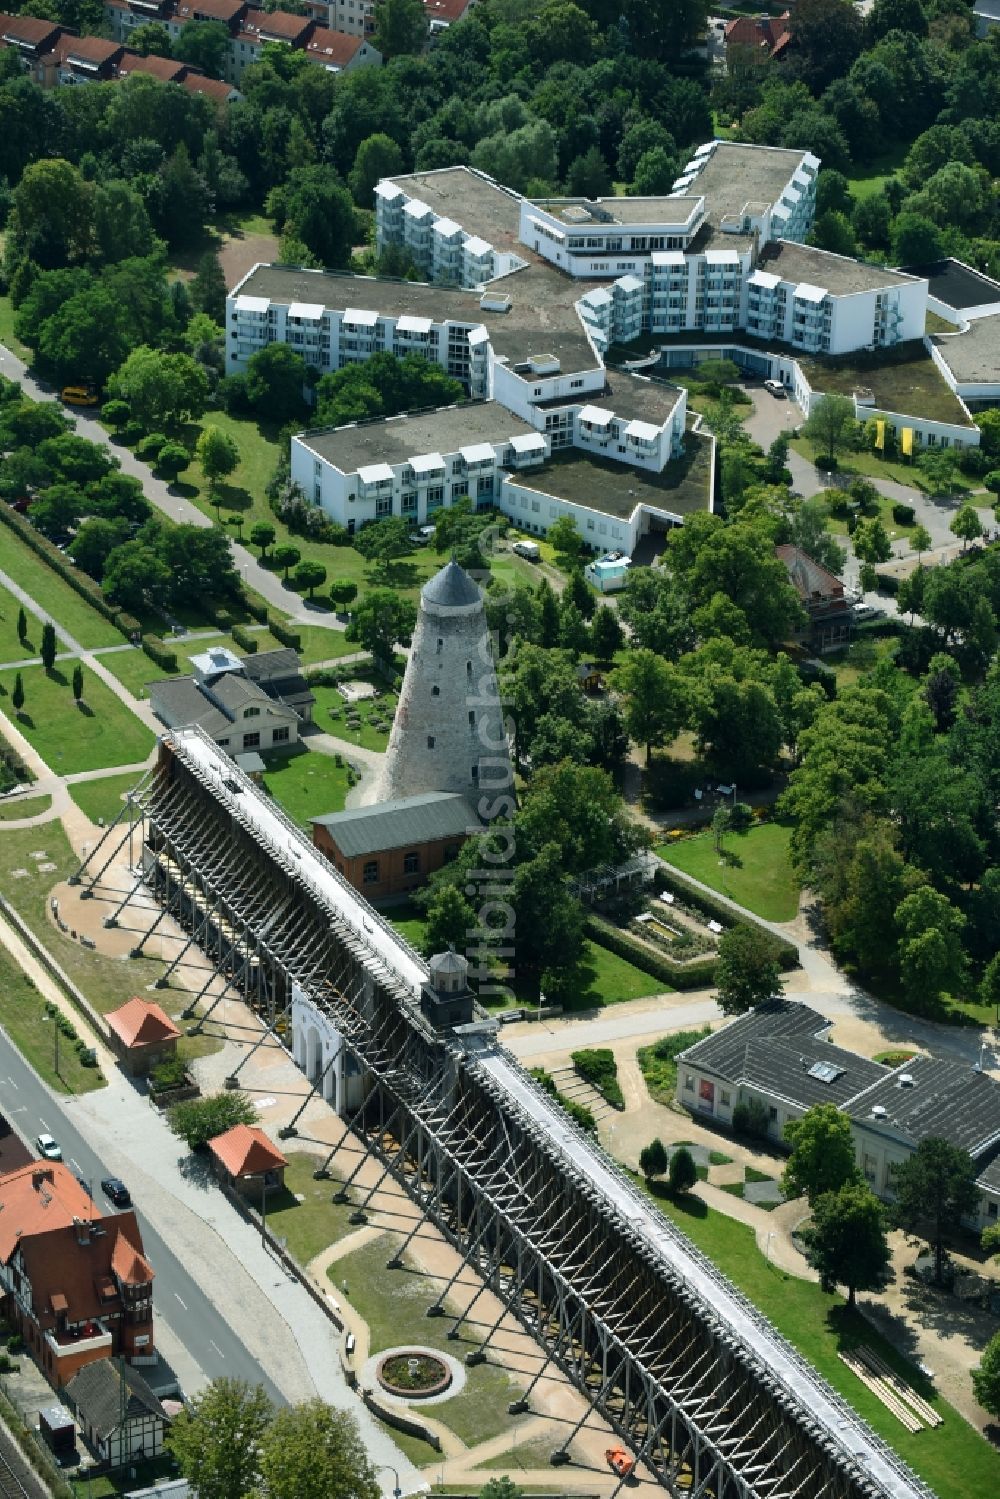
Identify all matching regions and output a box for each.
[0,664,153,774]
[655,822,799,923]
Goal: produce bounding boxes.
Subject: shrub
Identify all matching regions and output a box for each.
[732,1097,771,1139]
[244,595,269,624]
[571,1048,625,1109]
[135,433,168,464]
[269,615,302,650]
[151,1054,189,1091]
[231,624,257,654]
[669,1145,698,1195]
[891,503,915,526]
[639,1138,668,1180]
[168,1092,258,1151]
[116,612,142,639]
[142,635,179,672]
[730,801,753,831]
[529,1067,596,1134]
[874,570,900,596]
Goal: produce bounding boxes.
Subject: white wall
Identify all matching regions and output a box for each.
[498,475,640,553]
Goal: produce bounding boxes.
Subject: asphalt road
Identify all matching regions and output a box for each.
[0,1026,283,1406]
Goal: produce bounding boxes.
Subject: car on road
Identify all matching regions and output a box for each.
[764,379,786,397]
[101,1177,131,1208]
[61,385,99,406]
[36,1133,62,1161]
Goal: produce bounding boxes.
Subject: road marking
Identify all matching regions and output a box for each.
[174,1294,188,1311]
[6,1078,17,1090]
[38,1118,49,1131]
[209,1340,225,1358]
[70,1159,81,1174]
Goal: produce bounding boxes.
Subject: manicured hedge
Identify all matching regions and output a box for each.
[585,915,718,990]
[269,615,301,650]
[0,504,132,635]
[117,612,142,638]
[231,624,257,653]
[142,635,178,672]
[651,866,799,971]
[571,1048,625,1109]
[244,595,269,624]
[874,570,900,595]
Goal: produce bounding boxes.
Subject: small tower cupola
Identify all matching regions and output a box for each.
[421,947,476,1029]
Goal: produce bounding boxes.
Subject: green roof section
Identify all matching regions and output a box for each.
[312,791,480,858]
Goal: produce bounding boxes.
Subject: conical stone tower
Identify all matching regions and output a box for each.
[364,560,512,808]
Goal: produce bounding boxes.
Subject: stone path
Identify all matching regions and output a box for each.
[0,341,345,629]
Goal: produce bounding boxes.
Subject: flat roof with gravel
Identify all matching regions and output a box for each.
[386,167,526,254]
[798,342,973,425]
[297,400,537,473]
[516,436,712,520]
[682,142,806,227]
[759,241,918,296]
[930,315,1000,385]
[534,195,704,226]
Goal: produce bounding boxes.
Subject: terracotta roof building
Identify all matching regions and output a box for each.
[775,543,851,653]
[0,11,64,59]
[105,997,181,1078]
[208,1125,286,1202]
[117,51,187,81]
[36,33,123,85]
[724,11,793,60]
[0,1162,155,1387]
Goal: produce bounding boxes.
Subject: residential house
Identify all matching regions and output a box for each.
[312,790,478,900]
[207,1124,286,1203]
[723,11,792,62]
[675,1005,1000,1227]
[0,12,64,66]
[147,646,304,755]
[67,1359,167,1468]
[105,997,181,1079]
[242,647,315,723]
[0,1163,155,1387]
[36,34,124,85]
[775,543,851,652]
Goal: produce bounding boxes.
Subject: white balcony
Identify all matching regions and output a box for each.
[45,1322,112,1360]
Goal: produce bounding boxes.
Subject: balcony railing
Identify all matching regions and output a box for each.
[46,1322,112,1359]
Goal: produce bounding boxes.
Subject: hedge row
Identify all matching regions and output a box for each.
[651,866,799,971]
[0,504,134,637]
[269,615,301,650]
[142,636,179,672]
[231,623,258,654]
[244,594,269,624]
[585,915,718,991]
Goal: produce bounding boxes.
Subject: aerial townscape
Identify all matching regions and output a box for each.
[0,1,999,1498]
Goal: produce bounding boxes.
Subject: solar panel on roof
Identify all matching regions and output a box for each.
[808,1060,845,1083]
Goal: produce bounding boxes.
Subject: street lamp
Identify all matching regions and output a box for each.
[377,1466,402,1499]
[53,1010,60,1078]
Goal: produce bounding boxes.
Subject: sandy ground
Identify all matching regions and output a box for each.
[219,230,281,290]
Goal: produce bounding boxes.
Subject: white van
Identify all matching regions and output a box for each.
[764,379,786,397]
[512,539,540,561]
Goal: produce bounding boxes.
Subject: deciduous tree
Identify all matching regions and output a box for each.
[783,1103,860,1206]
[345,587,416,664]
[805,1183,892,1306]
[893,1137,980,1286]
[273,544,301,581]
[167,1378,273,1499]
[294,559,327,599]
[714,924,784,1016]
[250,522,276,557]
[610,648,688,763]
[196,425,240,507]
[973,1333,1000,1419]
[803,393,856,465]
[168,1092,259,1152]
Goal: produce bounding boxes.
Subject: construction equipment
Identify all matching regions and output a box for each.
[606,1448,635,1478]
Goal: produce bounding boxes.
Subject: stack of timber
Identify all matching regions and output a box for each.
[838,1345,942,1432]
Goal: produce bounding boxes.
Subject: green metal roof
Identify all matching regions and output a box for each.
[312,791,480,858]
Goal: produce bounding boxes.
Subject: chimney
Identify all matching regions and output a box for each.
[31,1168,53,1190]
[73,1216,91,1247]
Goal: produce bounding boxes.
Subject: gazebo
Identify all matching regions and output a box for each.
[105,997,181,1079]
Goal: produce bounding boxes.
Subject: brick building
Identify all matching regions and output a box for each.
[105,996,181,1080]
[312,790,477,900]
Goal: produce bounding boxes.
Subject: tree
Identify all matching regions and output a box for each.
[517,762,640,875]
[806,1184,892,1307]
[973,1333,1000,1419]
[669,1145,698,1196]
[11,672,24,717]
[72,663,83,703]
[168,1092,259,1152]
[114,347,209,432]
[981,954,1000,1020]
[895,886,967,1014]
[273,544,301,581]
[950,504,983,549]
[422,883,471,956]
[167,1378,273,1499]
[715,924,784,1017]
[632,147,677,196]
[10,159,93,270]
[29,485,84,541]
[853,516,891,569]
[547,514,582,564]
[196,426,240,509]
[329,580,358,613]
[712,804,732,857]
[173,19,230,77]
[479,1480,522,1499]
[589,605,622,661]
[910,523,931,560]
[639,1138,668,1181]
[245,344,307,423]
[891,212,944,266]
[348,133,405,208]
[99,540,165,610]
[783,1104,860,1206]
[354,516,412,581]
[276,166,358,270]
[565,146,612,199]
[256,1399,379,1499]
[16,607,26,643]
[803,394,856,465]
[294,560,327,599]
[610,649,688,763]
[983,1222,1000,1261]
[345,588,417,664]
[250,522,276,558]
[40,621,57,674]
[191,253,227,323]
[127,20,173,54]
[373,0,427,56]
[894,1138,980,1286]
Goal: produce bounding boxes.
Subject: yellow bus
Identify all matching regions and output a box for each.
[61,386,99,406]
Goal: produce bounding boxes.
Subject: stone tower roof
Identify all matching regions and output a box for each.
[362,559,513,807]
[423,559,482,608]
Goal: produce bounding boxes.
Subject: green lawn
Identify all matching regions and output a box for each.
[789,435,923,491]
[0,579,45,664]
[0,944,105,1094]
[68,771,145,828]
[637,1027,712,1105]
[99,645,173,699]
[824,489,917,542]
[0,664,153,774]
[259,744,350,828]
[846,144,907,202]
[570,939,670,1007]
[0,292,29,359]
[332,1232,519,1449]
[634,1183,1000,1499]
[390,901,428,951]
[655,822,800,923]
[309,681,395,753]
[0,792,50,822]
[0,528,122,649]
[261,1153,358,1262]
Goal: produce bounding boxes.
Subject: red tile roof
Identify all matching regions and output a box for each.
[246,8,312,41]
[776,544,845,604]
[47,33,124,68]
[175,0,246,21]
[0,1163,93,1263]
[105,996,181,1050]
[112,1231,154,1286]
[118,49,187,80]
[0,11,63,47]
[724,12,792,56]
[304,25,362,63]
[208,1124,287,1178]
[422,0,474,21]
[182,71,237,100]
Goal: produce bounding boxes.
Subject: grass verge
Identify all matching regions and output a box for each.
[0,945,104,1093]
[0,664,153,774]
[0,793,51,822]
[260,1153,359,1263]
[68,772,145,829]
[0,527,122,650]
[655,822,799,923]
[259,744,350,829]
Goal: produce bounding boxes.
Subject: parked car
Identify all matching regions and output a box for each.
[764,379,786,397]
[61,385,98,406]
[512,540,540,560]
[101,1177,131,1208]
[36,1133,62,1161]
